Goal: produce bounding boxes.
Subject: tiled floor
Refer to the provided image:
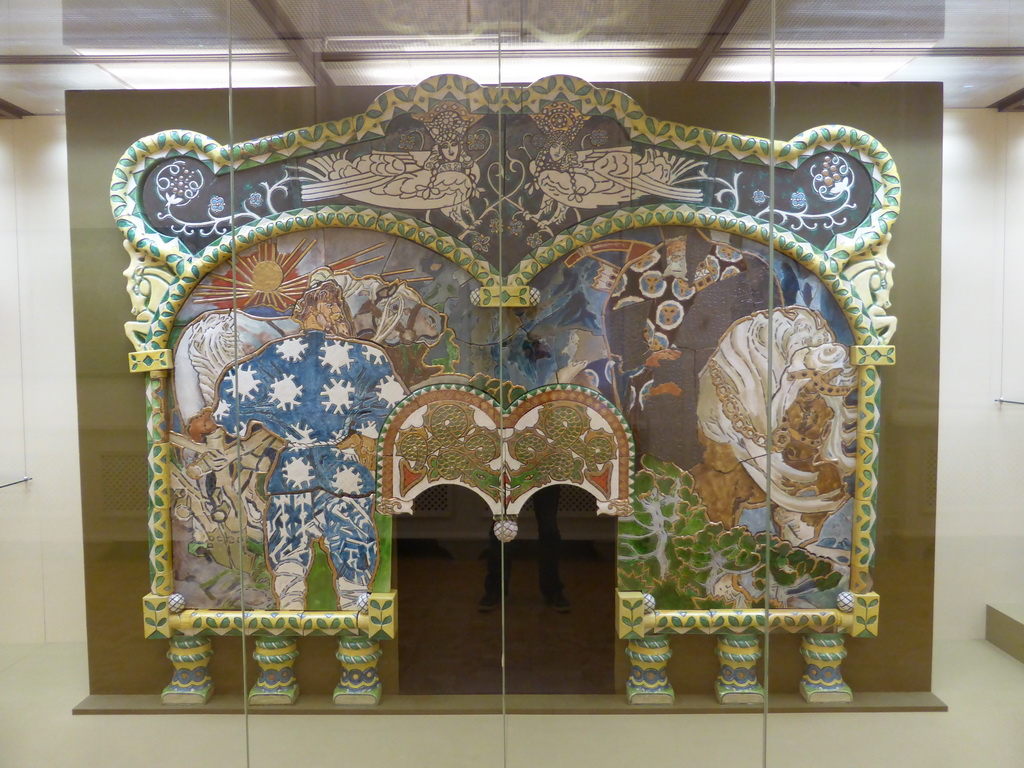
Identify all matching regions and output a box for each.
[3,636,1024,767]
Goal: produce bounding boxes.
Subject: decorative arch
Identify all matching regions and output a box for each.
[508,205,886,346]
[121,208,498,353]
[376,385,634,519]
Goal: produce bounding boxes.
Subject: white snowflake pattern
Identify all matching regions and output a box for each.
[320,341,354,373]
[281,456,314,488]
[269,374,303,410]
[332,465,364,494]
[230,364,261,401]
[321,378,355,414]
[362,345,388,366]
[375,375,406,407]
[276,336,309,362]
[355,421,380,439]
[213,400,231,422]
[291,422,317,445]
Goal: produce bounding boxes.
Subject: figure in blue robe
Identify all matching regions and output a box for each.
[212,278,407,609]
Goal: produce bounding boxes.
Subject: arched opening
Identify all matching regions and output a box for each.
[496,483,617,695]
[378,383,634,694]
[394,484,502,694]
[393,482,617,695]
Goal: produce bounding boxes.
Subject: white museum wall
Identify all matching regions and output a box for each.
[0,116,86,643]
[934,109,1024,642]
[0,108,1020,654]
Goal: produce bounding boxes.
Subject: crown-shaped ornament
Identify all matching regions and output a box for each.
[533,101,586,145]
[413,102,479,144]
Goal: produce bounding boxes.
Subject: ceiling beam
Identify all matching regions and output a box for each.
[2,45,1024,69]
[245,0,331,88]
[0,53,293,66]
[718,46,1024,57]
[991,86,1024,112]
[681,0,752,81]
[0,96,32,119]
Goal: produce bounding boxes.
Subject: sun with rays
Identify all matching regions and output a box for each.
[192,239,316,313]
[191,238,400,315]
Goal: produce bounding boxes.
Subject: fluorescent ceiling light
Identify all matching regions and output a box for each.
[707,56,914,82]
[322,34,671,53]
[326,35,501,42]
[74,45,286,57]
[96,60,313,89]
[325,34,505,51]
[727,40,939,51]
[75,47,232,57]
[342,56,666,86]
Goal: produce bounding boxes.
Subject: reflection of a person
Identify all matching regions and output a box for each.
[690,306,857,545]
[479,485,569,613]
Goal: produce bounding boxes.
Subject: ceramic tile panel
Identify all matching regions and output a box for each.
[112,75,899,705]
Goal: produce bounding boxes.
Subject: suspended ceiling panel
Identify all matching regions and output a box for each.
[0,0,71,55]
[285,0,716,52]
[894,55,1024,107]
[725,0,946,47]
[282,0,509,44]
[62,0,288,53]
[0,63,125,114]
[937,0,1024,47]
[324,56,690,87]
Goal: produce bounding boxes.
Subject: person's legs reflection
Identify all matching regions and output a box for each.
[479,523,506,612]
[478,485,568,613]
[534,486,568,612]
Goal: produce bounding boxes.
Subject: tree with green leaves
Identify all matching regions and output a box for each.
[673,523,843,609]
[618,454,844,610]
[618,454,708,602]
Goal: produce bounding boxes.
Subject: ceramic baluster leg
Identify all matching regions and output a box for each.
[626,636,674,704]
[334,636,382,706]
[162,635,214,705]
[715,632,764,703]
[248,636,299,705]
[799,632,853,702]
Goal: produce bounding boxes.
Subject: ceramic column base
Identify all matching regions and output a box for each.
[332,689,382,706]
[799,632,853,703]
[799,683,853,703]
[248,636,299,706]
[161,688,214,705]
[717,688,765,704]
[334,636,382,706]
[715,632,764,704]
[249,689,299,706]
[162,635,214,705]
[625,636,674,705]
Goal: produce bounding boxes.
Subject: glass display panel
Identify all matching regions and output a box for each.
[19,0,1022,766]
[65,4,252,761]
[755,0,946,763]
